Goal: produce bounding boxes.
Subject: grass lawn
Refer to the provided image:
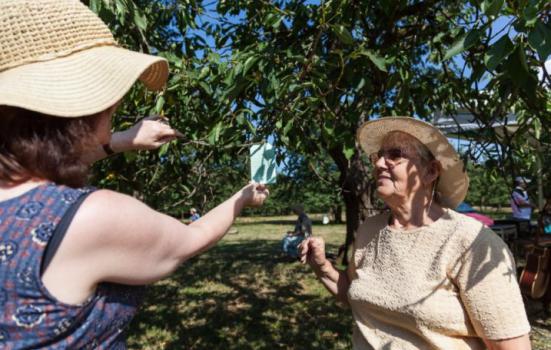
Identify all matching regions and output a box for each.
[127,215,551,349]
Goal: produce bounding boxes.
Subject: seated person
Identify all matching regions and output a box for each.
[282,204,312,258]
[189,207,201,222]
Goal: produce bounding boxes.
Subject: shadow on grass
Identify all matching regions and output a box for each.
[127,239,352,350]
[235,219,346,227]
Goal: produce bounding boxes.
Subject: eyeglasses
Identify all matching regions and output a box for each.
[369,148,408,165]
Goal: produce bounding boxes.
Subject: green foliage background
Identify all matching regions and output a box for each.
[84,0,550,231]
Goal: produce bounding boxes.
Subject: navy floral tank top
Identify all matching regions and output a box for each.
[0,183,144,349]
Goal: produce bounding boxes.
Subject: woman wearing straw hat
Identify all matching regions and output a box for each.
[0,0,268,348]
[299,117,530,349]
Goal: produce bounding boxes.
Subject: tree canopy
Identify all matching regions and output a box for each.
[86,0,550,260]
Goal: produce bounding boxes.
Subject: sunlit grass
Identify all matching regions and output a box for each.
[127,215,550,349]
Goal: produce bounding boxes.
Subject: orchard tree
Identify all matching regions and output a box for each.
[434,0,550,193]
[202,0,549,261]
[85,0,550,262]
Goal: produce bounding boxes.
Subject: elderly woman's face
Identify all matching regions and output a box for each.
[372,145,425,202]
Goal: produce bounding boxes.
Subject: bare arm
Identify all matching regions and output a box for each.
[42,183,268,304]
[484,334,531,350]
[298,237,350,304]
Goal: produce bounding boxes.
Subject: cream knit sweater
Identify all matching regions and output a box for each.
[347,209,530,350]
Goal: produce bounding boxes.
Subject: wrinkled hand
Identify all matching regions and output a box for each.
[240,182,269,208]
[298,236,327,268]
[112,116,183,152]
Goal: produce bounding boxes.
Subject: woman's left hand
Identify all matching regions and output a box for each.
[111,116,183,152]
[239,182,270,208]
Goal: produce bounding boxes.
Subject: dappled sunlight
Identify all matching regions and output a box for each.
[127,223,351,350]
[126,218,550,349]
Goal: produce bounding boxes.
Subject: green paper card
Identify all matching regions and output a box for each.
[250,143,277,184]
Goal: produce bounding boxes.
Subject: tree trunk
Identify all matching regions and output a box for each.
[329,147,374,265]
[332,204,343,224]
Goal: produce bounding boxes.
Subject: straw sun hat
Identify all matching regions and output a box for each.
[0,0,168,117]
[357,117,469,209]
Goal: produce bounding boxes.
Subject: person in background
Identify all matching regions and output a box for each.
[299,117,530,349]
[282,204,312,259]
[0,1,269,348]
[190,207,201,222]
[511,176,535,221]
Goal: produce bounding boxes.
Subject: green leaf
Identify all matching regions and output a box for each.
[505,44,535,90]
[283,120,293,136]
[89,0,103,13]
[158,142,170,157]
[155,95,165,114]
[364,51,387,72]
[246,119,256,135]
[265,13,283,29]
[354,77,366,91]
[528,20,551,60]
[198,81,212,95]
[123,151,137,163]
[243,56,259,75]
[331,25,354,45]
[533,118,542,140]
[198,66,210,80]
[523,0,539,27]
[432,32,446,43]
[481,0,504,17]
[208,122,223,144]
[133,11,147,31]
[484,34,515,70]
[444,29,481,60]
[323,123,335,138]
[343,143,355,160]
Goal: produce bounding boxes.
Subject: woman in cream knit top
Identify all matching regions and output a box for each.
[299,118,531,349]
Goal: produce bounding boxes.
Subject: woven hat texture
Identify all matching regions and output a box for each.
[357,117,469,209]
[0,0,168,117]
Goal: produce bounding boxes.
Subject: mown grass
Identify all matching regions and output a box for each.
[127,215,551,349]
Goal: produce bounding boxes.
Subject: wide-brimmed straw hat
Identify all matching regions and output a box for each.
[357,117,469,209]
[0,0,168,117]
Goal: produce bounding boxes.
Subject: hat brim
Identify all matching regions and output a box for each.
[357,117,469,209]
[0,45,168,117]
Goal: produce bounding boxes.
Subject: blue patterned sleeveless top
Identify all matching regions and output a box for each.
[0,183,144,349]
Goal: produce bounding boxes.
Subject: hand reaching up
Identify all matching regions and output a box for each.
[112,115,183,152]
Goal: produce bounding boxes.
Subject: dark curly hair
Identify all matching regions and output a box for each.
[0,106,103,187]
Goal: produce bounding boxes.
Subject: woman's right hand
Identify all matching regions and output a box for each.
[299,236,328,268]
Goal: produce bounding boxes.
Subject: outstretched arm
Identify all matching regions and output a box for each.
[42,182,269,304]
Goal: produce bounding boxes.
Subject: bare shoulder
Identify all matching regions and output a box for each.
[79,189,154,221]
[68,189,161,247]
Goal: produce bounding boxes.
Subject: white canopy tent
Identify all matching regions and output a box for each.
[433,109,544,208]
[433,60,549,208]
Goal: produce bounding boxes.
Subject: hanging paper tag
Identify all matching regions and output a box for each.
[250,143,277,184]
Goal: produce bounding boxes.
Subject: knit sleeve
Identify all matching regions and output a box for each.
[452,227,530,340]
